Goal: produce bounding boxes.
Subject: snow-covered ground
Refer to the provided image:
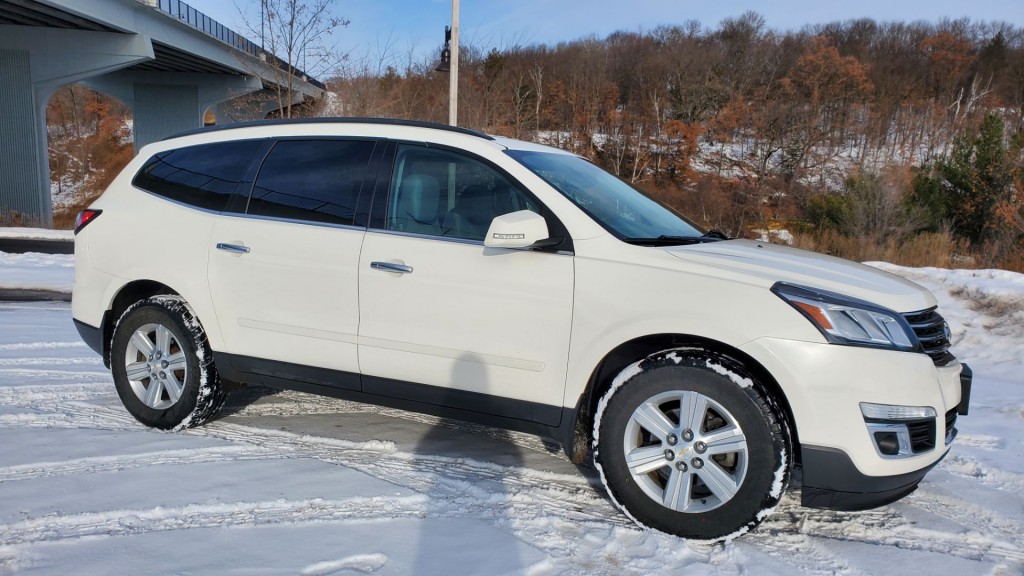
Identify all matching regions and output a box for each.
[0,252,73,294]
[1,251,1023,574]
[0,229,74,297]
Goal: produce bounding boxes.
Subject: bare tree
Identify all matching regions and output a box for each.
[239,0,349,118]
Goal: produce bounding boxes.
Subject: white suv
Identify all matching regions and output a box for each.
[72,118,971,540]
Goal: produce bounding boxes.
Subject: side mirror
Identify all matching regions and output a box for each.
[484,210,552,249]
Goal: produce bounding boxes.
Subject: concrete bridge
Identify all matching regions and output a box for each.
[0,0,325,226]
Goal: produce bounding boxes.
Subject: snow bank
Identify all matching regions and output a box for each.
[866,262,1024,366]
[0,227,74,241]
[0,251,74,292]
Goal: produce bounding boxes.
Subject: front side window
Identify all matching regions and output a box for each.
[248,139,376,226]
[507,150,706,243]
[133,139,264,211]
[386,145,538,241]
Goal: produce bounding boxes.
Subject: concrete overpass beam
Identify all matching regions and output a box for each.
[87,71,262,150]
[0,26,152,226]
[213,88,306,123]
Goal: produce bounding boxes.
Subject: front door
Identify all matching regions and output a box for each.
[357,144,574,425]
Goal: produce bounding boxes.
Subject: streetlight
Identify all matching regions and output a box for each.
[433,0,459,126]
[434,27,451,73]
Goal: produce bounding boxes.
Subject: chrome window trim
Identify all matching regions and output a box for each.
[133,187,226,216]
[366,228,484,246]
[365,228,575,255]
[220,210,367,232]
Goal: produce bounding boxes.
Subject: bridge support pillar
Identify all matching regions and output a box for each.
[0,26,152,226]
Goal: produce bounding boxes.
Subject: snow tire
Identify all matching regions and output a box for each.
[111,295,226,430]
[594,349,791,541]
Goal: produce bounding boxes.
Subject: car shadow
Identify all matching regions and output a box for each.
[215,382,282,418]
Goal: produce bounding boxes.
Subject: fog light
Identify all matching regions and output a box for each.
[865,422,912,458]
[874,431,900,455]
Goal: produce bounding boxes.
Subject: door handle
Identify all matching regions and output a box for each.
[216,243,251,254]
[370,261,413,274]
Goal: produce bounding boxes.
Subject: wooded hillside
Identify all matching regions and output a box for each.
[44,13,1024,270]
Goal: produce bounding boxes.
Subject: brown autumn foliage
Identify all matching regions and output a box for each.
[47,85,133,228]
[38,14,1024,271]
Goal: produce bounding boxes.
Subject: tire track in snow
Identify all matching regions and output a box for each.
[0,368,111,380]
[0,397,629,549]
[756,494,1024,564]
[0,382,111,402]
[0,496,431,547]
[37,398,630,531]
[6,359,1019,568]
[0,341,86,351]
[939,453,1024,493]
[0,445,281,483]
[16,390,1019,567]
[0,357,102,366]
[196,420,627,528]
[747,495,882,576]
[906,487,1024,542]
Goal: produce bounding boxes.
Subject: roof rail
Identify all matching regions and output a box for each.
[165,117,494,141]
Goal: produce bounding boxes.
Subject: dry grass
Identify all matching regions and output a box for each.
[0,211,42,228]
[790,230,1024,273]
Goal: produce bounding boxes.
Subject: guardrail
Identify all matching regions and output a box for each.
[146,0,326,89]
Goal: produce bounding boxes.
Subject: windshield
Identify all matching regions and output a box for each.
[506,150,707,243]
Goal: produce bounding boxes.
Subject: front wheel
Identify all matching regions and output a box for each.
[110,295,226,430]
[594,350,791,541]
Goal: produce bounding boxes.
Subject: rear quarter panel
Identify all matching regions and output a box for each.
[75,154,225,349]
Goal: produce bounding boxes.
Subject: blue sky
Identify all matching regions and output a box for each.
[194,0,1022,70]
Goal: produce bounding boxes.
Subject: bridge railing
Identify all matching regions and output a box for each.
[150,0,326,89]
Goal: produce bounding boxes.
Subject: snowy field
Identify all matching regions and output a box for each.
[0,247,1023,575]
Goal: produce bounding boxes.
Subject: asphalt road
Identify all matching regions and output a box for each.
[0,238,74,255]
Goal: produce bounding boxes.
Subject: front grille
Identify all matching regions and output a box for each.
[945,408,958,444]
[907,418,936,453]
[903,308,955,366]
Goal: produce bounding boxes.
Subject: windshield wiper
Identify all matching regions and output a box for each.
[622,231,729,246]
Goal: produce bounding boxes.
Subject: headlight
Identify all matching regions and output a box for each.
[772,282,917,351]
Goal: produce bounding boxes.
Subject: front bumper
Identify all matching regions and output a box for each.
[799,444,944,510]
[800,362,972,510]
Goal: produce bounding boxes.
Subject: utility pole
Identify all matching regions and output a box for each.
[449,0,459,126]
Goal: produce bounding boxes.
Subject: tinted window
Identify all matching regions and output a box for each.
[133,140,264,211]
[248,140,375,226]
[386,145,538,241]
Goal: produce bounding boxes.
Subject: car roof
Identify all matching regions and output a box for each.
[156,117,578,161]
[165,117,494,141]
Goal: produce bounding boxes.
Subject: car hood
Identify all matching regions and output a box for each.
[665,239,936,313]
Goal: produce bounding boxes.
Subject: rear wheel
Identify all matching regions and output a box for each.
[594,350,791,540]
[111,295,225,430]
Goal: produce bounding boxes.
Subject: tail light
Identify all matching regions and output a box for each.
[74,209,103,235]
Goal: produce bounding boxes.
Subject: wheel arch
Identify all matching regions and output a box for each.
[566,333,800,466]
[100,279,179,367]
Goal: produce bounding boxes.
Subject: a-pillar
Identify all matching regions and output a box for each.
[0,26,152,226]
[86,71,262,152]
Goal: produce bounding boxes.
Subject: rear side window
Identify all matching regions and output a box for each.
[247,139,376,227]
[133,140,264,211]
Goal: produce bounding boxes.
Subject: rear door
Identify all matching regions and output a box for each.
[208,138,381,388]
